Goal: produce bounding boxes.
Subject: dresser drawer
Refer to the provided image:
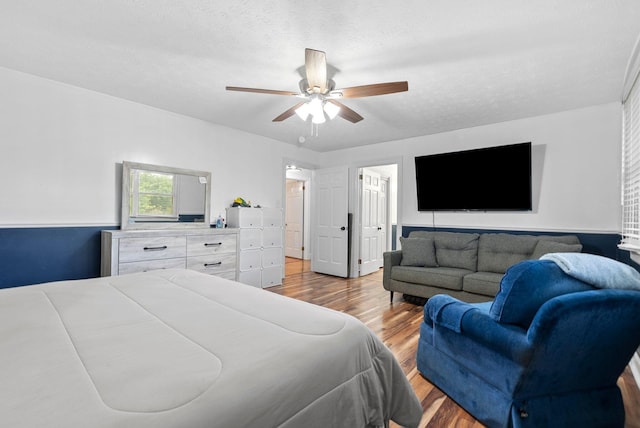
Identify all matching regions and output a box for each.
[239,229,262,250]
[238,269,261,288]
[118,258,186,275]
[262,247,282,268]
[187,253,237,275]
[262,228,282,247]
[118,236,186,262]
[235,208,263,227]
[187,234,237,256]
[262,265,282,288]
[239,249,261,271]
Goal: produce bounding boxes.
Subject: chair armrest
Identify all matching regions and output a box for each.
[427,294,477,333]
[383,250,403,290]
[460,309,532,364]
[427,295,533,363]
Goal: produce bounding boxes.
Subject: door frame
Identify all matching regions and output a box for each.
[282,159,316,270]
[349,156,403,278]
[358,168,385,276]
[285,178,306,259]
[281,156,403,279]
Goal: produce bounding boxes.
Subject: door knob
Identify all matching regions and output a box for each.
[377,227,382,230]
[340,226,346,231]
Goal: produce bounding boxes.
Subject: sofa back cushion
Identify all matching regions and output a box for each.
[530,240,582,259]
[537,235,581,245]
[489,259,594,328]
[408,231,436,239]
[399,236,438,267]
[477,233,538,274]
[431,232,479,270]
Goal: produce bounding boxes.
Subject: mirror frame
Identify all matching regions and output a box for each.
[121,161,211,230]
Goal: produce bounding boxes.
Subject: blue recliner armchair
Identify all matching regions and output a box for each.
[417,254,640,427]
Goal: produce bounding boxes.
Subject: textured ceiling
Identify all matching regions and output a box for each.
[0,1,639,152]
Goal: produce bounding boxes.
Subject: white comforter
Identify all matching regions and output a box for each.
[0,269,422,427]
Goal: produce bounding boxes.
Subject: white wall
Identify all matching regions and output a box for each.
[0,67,319,226]
[0,66,623,236]
[319,103,622,234]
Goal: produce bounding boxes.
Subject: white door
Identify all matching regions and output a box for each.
[360,170,383,276]
[312,166,349,277]
[285,179,304,258]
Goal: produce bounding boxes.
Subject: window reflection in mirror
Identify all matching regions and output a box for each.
[121,161,211,230]
[130,170,177,218]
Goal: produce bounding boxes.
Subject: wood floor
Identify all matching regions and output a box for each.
[269,258,640,428]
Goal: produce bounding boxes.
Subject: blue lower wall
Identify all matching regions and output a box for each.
[0,226,118,289]
[0,224,634,288]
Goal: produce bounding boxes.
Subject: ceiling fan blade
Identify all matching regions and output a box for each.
[305,48,327,93]
[327,100,363,123]
[334,81,408,98]
[226,86,299,96]
[272,101,306,122]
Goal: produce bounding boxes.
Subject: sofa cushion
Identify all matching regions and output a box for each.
[536,235,581,245]
[390,266,470,291]
[477,233,538,274]
[399,237,438,267]
[432,232,479,271]
[463,271,503,297]
[531,240,582,259]
[489,259,594,328]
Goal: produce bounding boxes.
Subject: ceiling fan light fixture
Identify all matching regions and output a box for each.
[312,111,326,124]
[324,101,340,120]
[308,97,323,117]
[295,103,310,120]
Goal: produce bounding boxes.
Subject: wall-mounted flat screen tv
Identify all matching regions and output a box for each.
[415,142,532,211]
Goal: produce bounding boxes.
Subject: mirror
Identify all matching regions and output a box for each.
[121,161,211,230]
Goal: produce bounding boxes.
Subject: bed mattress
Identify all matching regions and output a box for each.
[0,268,422,427]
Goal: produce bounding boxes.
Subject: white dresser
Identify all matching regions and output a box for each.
[101,228,239,280]
[226,207,283,288]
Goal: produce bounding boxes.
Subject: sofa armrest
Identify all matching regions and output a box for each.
[382,250,403,290]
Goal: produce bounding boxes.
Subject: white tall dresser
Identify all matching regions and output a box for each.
[226,207,283,288]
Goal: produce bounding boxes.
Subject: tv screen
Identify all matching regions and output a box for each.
[415,142,532,211]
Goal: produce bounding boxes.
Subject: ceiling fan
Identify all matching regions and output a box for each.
[226,48,408,124]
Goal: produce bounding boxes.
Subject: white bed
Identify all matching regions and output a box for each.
[0,268,422,427]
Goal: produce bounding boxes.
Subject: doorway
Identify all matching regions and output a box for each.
[357,164,397,277]
[284,165,311,276]
[282,160,399,279]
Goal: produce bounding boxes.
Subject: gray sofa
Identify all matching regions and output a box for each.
[383,231,582,303]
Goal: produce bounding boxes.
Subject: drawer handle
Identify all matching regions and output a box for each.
[143,245,168,251]
[204,262,223,267]
[204,242,223,247]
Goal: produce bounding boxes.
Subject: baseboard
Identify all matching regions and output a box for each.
[630,351,640,386]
